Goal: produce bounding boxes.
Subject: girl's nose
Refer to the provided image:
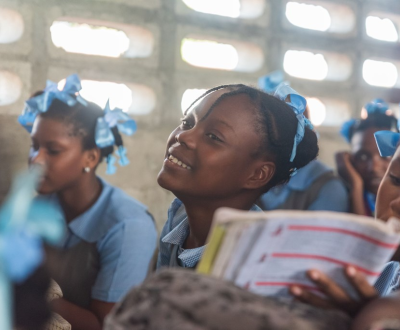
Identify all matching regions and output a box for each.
[175,130,197,149]
[29,148,45,166]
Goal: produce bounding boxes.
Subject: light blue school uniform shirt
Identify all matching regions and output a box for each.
[157,198,261,269]
[375,261,400,296]
[46,177,157,302]
[259,160,349,212]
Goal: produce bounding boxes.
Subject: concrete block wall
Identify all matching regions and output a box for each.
[0,0,399,229]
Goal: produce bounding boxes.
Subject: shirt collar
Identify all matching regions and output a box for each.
[178,245,206,268]
[161,217,205,267]
[162,216,190,246]
[67,177,113,242]
[162,203,262,267]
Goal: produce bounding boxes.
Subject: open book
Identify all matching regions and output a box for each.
[197,209,400,299]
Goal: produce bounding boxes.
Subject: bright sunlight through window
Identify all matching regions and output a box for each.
[286,2,331,31]
[51,21,130,58]
[363,59,398,88]
[0,71,22,106]
[366,16,398,42]
[181,89,207,113]
[181,38,239,71]
[306,98,326,126]
[284,50,328,80]
[0,8,24,43]
[59,79,132,112]
[58,80,155,115]
[182,0,240,18]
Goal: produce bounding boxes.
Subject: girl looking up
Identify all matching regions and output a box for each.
[337,99,398,216]
[106,115,400,330]
[157,83,319,269]
[18,74,157,330]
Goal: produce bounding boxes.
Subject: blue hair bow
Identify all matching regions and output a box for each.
[18,74,87,133]
[374,131,400,157]
[340,119,357,143]
[274,84,313,170]
[95,100,137,175]
[340,98,390,143]
[258,70,287,94]
[365,98,389,116]
[0,166,64,330]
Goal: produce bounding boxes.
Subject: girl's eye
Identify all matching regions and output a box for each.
[30,143,39,151]
[354,152,370,163]
[180,118,194,129]
[47,149,60,155]
[389,174,400,186]
[206,133,223,142]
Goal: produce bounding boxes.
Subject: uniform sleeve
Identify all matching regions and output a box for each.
[91,214,157,302]
[308,179,350,212]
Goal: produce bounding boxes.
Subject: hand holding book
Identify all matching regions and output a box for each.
[290,266,378,316]
[197,208,400,315]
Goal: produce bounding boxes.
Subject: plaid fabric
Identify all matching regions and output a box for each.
[374,261,400,296]
[157,198,261,269]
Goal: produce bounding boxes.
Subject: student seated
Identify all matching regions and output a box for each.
[288,126,400,327]
[156,83,319,269]
[105,93,400,330]
[258,158,349,212]
[257,71,349,213]
[336,99,398,216]
[18,75,157,330]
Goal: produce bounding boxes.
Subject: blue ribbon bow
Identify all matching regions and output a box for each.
[18,74,87,133]
[340,119,357,143]
[274,84,313,168]
[103,100,137,136]
[341,99,390,143]
[0,166,64,330]
[374,131,400,157]
[106,155,117,175]
[95,100,137,175]
[365,98,389,116]
[116,146,130,166]
[258,70,287,94]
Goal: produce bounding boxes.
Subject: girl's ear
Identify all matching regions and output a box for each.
[245,162,276,190]
[84,148,101,171]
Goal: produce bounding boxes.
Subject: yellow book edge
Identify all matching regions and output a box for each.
[196,225,226,274]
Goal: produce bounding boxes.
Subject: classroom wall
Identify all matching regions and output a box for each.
[0,0,398,229]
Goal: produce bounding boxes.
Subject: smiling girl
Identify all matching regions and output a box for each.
[156,84,319,269]
[18,75,157,330]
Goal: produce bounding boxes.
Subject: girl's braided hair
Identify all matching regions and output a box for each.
[36,94,123,163]
[184,84,319,191]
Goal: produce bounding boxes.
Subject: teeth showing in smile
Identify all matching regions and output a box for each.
[168,155,191,169]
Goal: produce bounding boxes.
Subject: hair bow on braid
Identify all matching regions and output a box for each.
[365,98,389,116]
[340,119,357,143]
[0,166,64,330]
[18,74,87,133]
[258,70,288,94]
[94,100,137,175]
[375,130,400,157]
[340,98,390,143]
[273,83,314,176]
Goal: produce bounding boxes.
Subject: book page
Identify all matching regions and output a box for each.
[212,210,400,299]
